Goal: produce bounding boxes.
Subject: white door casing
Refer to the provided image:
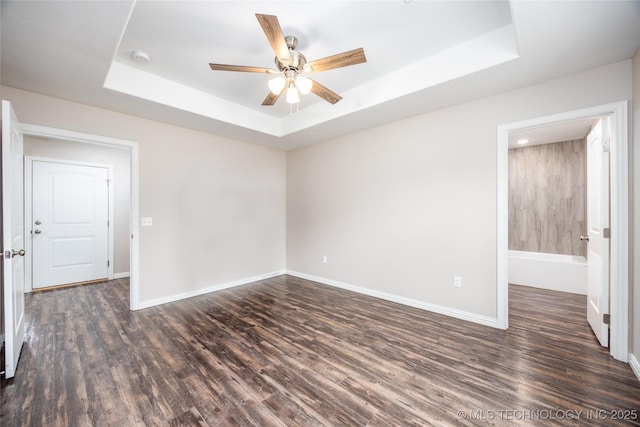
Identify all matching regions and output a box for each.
[2,100,26,379]
[31,160,110,289]
[586,118,610,347]
[19,124,139,310]
[497,101,629,362]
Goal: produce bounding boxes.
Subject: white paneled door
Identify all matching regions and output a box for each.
[2,100,26,379]
[585,118,610,347]
[32,161,109,289]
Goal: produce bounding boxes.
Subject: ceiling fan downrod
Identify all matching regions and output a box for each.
[275,35,306,75]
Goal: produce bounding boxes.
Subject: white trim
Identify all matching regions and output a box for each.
[496,101,629,362]
[108,166,115,281]
[608,103,630,362]
[496,120,509,330]
[137,270,286,310]
[629,353,640,382]
[113,272,130,279]
[24,158,33,293]
[20,124,132,151]
[19,123,141,310]
[129,142,140,310]
[24,156,114,291]
[286,270,499,328]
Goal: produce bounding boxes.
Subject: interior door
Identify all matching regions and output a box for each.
[32,161,109,289]
[585,118,610,347]
[2,100,26,379]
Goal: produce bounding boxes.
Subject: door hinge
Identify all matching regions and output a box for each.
[107,260,110,267]
[603,313,610,325]
[603,228,610,238]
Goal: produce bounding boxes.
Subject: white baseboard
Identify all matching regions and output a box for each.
[137,270,286,310]
[629,353,640,382]
[285,270,498,328]
[113,272,130,279]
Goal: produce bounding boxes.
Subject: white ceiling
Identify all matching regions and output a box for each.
[508,118,598,149]
[2,1,640,151]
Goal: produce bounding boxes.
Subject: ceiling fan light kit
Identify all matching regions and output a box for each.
[295,76,312,95]
[208,13,367,108]
[286,82,300,104]
[268,76,286,95]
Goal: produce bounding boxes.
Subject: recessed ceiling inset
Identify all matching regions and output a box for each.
[102,1,524,142]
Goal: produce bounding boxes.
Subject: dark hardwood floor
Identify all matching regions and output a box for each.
[2,275,639,426]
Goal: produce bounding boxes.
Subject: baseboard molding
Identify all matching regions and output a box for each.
[285,270,498,328]
[137,270,286,310]
[629,353,640,382]
[113,272,130,279]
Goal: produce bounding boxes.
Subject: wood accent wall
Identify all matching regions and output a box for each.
[509,139,587,257]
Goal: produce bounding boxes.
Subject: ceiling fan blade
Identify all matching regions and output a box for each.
[305,48,366,73]
[262,90,283,106]
[255,14,291,66]
[309,79,342,104]
[209,63,276,73]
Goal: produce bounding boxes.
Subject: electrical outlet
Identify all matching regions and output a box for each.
[323,255,328,264]
[454,276,462,288]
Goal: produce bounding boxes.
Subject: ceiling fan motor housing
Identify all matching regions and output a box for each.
[275,36,306,74]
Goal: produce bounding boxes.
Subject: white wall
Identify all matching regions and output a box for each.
[24,136,131,276]
[1,85,286,306]
[286,60,633,321]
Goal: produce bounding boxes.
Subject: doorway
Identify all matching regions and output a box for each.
[496,101,629,362]
[20,124,141,310]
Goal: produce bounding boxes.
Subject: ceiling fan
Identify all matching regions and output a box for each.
[209,13,367,106]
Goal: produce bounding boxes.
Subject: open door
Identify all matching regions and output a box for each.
[2,100,26,378]
[585,118,610,347]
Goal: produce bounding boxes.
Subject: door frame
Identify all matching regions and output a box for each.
[18,123,141,310]
[496,101,629,362]
[24,157,115,292]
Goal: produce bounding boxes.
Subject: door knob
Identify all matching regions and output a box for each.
[11,249,25,257]
[580,235,590,241]
[34,229,42,234]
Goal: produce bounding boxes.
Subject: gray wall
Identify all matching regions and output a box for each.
[508,139,587,257]
[1,85,287,305]
[286,60,631,320]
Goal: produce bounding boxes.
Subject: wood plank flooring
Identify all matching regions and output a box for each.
[2,275,639,426]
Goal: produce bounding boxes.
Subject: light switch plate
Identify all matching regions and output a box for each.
[141,217,153,227]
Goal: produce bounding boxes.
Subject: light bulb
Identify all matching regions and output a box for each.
[295,76,312,95]
[268,76,286,95]
[286,84,300,104]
